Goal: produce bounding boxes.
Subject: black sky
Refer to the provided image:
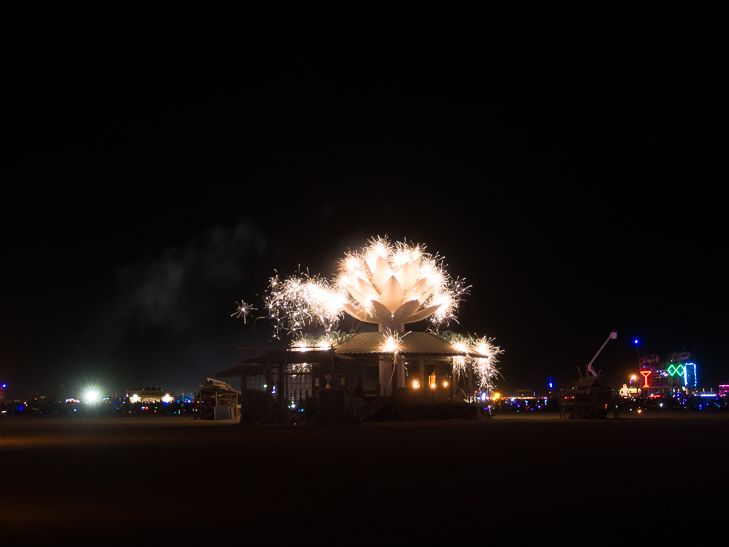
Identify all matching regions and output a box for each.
[3,19,725,398]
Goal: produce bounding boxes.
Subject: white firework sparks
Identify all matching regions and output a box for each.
[290,332,338,351]
[231,300,257,323]
[336,237,469,328]
[264,273,345,338]
[260,237,469,338]
[378,329,405,354]
[446,332,504,392]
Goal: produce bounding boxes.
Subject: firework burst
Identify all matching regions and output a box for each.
[231,300,257,323]
[379,329,406,354]
[445,332,504,392]
[264,273,345,338]
[336,237,470,328]
[258,238,469,339]
[290,332,339,351]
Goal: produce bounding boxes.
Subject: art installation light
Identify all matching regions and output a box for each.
[235,236,503,395]
[640,370,652,388]
[336,238,469,329]
[260,237,469,338]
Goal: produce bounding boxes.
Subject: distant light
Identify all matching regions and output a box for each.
[634,339,639,344]
[84,389,101,404]
[412,380,420,389]
[1,383,7,388]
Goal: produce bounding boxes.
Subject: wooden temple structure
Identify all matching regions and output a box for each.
[215,331,487,424]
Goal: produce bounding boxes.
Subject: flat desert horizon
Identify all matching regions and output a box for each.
[2,412,726,543]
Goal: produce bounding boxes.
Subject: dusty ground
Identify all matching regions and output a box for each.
[1,412,727,543]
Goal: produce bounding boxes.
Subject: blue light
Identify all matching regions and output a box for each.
[634,339,639,345]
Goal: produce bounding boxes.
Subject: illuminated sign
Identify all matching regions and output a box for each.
[640,370,652,388]
[667,364,685,376]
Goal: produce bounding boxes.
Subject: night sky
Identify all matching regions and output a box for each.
[3,23,725,400]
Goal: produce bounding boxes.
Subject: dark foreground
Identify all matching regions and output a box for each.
[1,413,727,543]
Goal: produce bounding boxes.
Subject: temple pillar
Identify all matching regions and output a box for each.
[378,322,404,396]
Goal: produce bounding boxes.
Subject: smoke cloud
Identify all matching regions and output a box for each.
[111,222,267,337]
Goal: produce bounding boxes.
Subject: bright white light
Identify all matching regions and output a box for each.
[84,389,101,404]
[259,237,470,338]
[337,238,469,327]
[380,330,404,354]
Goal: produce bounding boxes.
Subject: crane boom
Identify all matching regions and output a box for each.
[587,331,617,377]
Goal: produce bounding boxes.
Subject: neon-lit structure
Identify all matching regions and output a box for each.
[635,351,699,395]
[640,370,652,388]
[666,352,697,388]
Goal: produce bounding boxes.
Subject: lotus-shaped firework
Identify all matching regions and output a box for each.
[337,238,468,327]
[260,237,469,338]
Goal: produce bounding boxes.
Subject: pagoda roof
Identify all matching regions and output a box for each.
[333,331,464,357]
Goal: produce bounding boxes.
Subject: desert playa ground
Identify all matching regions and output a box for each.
[1,412,727,543]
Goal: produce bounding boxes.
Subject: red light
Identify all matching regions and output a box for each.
[640,370,651,388]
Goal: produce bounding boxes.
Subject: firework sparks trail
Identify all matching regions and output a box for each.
[447,333,504,392]
[231,300,257,323]
[290,332,339,351]
[378,329,406,354]
[256,238,470,339]
[336,237,470,328]
[264,273,345,338]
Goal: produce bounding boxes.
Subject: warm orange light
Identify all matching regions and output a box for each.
[442,380,449,388]
[430,383,436,389]
[412,380,420,389]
